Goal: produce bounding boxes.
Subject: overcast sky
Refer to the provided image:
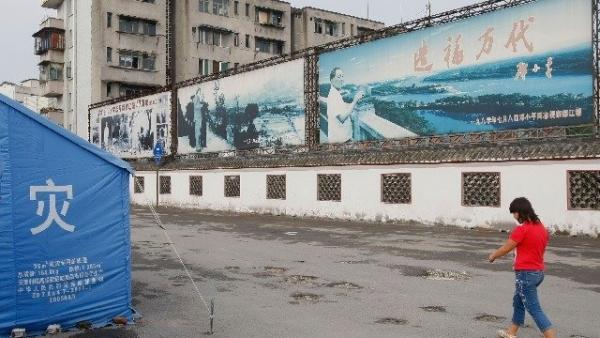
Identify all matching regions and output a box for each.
[0,0,483,83]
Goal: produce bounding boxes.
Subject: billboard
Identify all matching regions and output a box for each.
[177,59,305,154]
[319,0,594,144]
[90,92,171,158]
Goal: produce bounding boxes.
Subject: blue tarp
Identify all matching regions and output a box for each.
[0,95,133,336]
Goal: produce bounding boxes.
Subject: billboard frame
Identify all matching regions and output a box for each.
[88,0,600,169]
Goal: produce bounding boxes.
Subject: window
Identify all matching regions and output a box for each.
[107,47,112,63]
[255,38,270,53]
[199,0,209,13]
[189,176,203,196]
[118,84,153,97]
[245,3,250,16]
[118,50,156,71]
[462,172,501,207]
[66,61,72,79]
[314,18,323,34]
[568,171,600,210]
[141,53,156,70]
[213,0,229,16]
[234,1,239,15]
[160,176,171,195]
[224,175,240,197]
[119,16,156,36]
[39,63,63,81]
[317,174,341,201]
[274,41,284,55]
[234,62,239,69]
[107,12,112,28]
[245,34,250,48]
[199,59,211,75]
[219,62,229,72]
[256,8,283,27]
[233,33,239,47]
[142,21,157,36]
[255,38,283,55]
[106,83,112,97]
[266,175,286,200]
[350,24,354,35]
[342,23,345,36]
[134,176,145,195]
[325,21,337,36]
[381,174,411,204]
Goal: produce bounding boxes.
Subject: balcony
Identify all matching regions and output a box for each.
[39,17,64,30]
[39,80,63,97]
[39,50,64,65]
[255,8,285,29]
[41,0,64,9]
[33,27,65,55]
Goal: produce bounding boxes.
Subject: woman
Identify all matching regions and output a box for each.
[488,197,556,338]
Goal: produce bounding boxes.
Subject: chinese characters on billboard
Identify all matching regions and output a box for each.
[319,0,593,144]
[177,59,305,154]
[89,92,171,158]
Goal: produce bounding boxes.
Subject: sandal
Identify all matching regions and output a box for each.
[497,329,517,338]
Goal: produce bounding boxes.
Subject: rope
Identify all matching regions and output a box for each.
[134,178,212,316]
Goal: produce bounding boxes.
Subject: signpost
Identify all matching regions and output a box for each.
[153,141,164,207]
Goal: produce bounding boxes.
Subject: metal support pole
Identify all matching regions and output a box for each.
[156,166,159,207]
[209,299,215,335]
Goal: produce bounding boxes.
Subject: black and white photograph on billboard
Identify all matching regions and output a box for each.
[177,59,305,154]
[89,92,171,158]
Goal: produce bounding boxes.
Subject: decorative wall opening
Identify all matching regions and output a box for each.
[317,174,341,201]
[568,170,600,210]
[381,173,411,204]
[134,176,145,194]
[462,172,501,207]
[160,176,171,195]
[224,175,241,197]
[266,175,286,200]
[189,175,203,196]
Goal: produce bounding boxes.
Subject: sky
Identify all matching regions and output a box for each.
[0,0,484,83]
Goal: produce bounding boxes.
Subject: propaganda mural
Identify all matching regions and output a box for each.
[177,59,305,154]
[89,92,171,158]
[319,0,594,143]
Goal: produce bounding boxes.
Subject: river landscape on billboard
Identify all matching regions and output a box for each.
[319,0,593,143]
[177,59,305,154]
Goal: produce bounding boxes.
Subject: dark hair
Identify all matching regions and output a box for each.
[330,67,341,80]
[509,197,540,224]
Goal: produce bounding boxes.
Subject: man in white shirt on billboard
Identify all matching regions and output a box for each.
[326,67,365,143]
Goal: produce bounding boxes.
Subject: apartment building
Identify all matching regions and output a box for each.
[291,7,384,52]
[0,80,61,124]
[175,0,291,81]
[40,0,167,136]
[38,0,383,137]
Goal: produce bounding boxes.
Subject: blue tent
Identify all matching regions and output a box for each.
[0,95,133,336]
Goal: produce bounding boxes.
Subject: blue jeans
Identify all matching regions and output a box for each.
[512,271,553,332]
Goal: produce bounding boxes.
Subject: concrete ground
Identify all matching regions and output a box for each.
[71,206,600,338]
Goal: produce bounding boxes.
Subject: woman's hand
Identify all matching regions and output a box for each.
[488,252,496,263]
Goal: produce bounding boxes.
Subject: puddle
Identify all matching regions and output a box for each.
[336,260,373,265]
[225,266,240,272]
[284,275,319,284]
[395,265,471,281]
[374,318,408,325]
[569,335,591,338]
[264,266,288,275]
[290,292,321,304]
[325,281,363,289]
[474,313,506,323]
[420,305,447,313]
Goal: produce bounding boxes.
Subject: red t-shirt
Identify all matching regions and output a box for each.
[509,221,549,271]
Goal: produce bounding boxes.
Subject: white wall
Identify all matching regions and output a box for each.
[131,159,600,236]
[74,0,93,138]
